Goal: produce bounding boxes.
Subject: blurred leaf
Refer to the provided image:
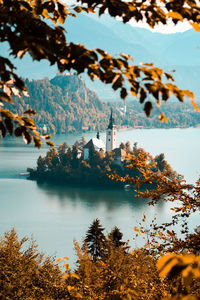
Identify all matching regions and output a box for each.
[24,109,37,115]
[5,118,13,135]
[144,101,153,117]
[191,100,200,112]
[168,12,183,21]
[33,136,42,149]
[190,22,200,32]
[0,121,6,137]
[14,127,23,137]
[0,92,13,103]
[46,141,55,147]
[22,130,32,144]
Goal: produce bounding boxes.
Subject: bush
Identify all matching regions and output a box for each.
[0,229,68,299]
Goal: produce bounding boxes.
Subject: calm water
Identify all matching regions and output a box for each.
[0,128,199,266]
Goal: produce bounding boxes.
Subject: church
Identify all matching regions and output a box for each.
[83,110,126,164]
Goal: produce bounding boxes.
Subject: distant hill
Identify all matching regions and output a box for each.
[1,13,200,101]
[7,74,200,134]
[9,74,112,134]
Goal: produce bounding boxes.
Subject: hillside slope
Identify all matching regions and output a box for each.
[10,74,111,134]
[7,74,200,134]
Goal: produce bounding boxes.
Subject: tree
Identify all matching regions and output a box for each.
[108,226,128,250]
[1,0,199,147]
[85,218,106,261]
[78,136,86,151]
[0,229,70,299]
[113,150,200,254]
[125,141,132,153]
[119,142,125,150]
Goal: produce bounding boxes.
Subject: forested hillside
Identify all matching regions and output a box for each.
[10,74,111,134]
[8,74,200,134]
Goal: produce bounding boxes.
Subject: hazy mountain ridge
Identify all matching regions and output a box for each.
[7,74,200,134]
[1,13,200,100]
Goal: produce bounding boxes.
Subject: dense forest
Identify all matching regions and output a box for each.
[28,140,181,188]
[120,101,200,129]
[8,74,111,134]
[1,220,199,299]
[8,74,200,135]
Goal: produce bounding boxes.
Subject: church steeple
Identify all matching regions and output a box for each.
[106,109,117,152]
[108,109,115,129]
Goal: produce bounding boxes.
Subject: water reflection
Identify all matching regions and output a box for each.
[36,181,166,213]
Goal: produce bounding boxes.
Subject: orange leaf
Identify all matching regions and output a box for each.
[191,100,200,112]
[190,22,200,32]
[168,12,183,21]
[134,226,141,236]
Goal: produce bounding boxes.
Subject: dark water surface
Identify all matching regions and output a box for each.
[0,128,199,266]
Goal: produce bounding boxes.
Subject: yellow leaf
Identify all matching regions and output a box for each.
[134,226,141,236]
[159,112,168,123]
[130,89,137,97]
[71,273,79,279]
[58,16,65,25]
[168,12,183,21]
[42,8,49,19]
[157,253,174,270]
[191,100,200,112]
[56,257,62,263]
[190,22,200,32]
[63,273,69,279]
[157,253,178,278]
[63,256,69,260]
[183,89,194,99]
[63,263,69,270]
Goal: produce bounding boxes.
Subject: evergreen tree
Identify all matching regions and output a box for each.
[37,156,47,173]
[125,141,132,153]
[78,136,87,151]
[71,144,79,168]
[85,219,106,262]
[108,226,128,250]
[119,142,125,149]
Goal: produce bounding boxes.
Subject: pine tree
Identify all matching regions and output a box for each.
[85,219,106,261]
[108,226,128,251]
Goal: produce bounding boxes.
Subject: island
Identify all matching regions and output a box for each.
[28,112,181,188]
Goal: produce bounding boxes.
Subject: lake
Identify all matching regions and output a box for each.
[0,128,199,267]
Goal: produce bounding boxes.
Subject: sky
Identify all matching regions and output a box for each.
[129,19,192,34]
[64,0,193,34]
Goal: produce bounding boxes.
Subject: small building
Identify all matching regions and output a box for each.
[112,148,127,166]
[83,132,105,159]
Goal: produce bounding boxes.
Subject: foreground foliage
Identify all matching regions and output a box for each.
[0,229,69,299]
[1,223,199,300]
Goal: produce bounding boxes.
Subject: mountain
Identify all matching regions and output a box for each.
[9,74,112,134]
[1,13,200,101]
[8,74,200,134]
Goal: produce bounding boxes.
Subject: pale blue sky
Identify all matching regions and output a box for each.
[130,19,192,34]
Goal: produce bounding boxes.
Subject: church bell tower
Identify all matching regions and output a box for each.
[106,109,117,152]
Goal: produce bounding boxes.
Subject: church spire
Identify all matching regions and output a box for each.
[106,108,117,152]
[108,108,115,130]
